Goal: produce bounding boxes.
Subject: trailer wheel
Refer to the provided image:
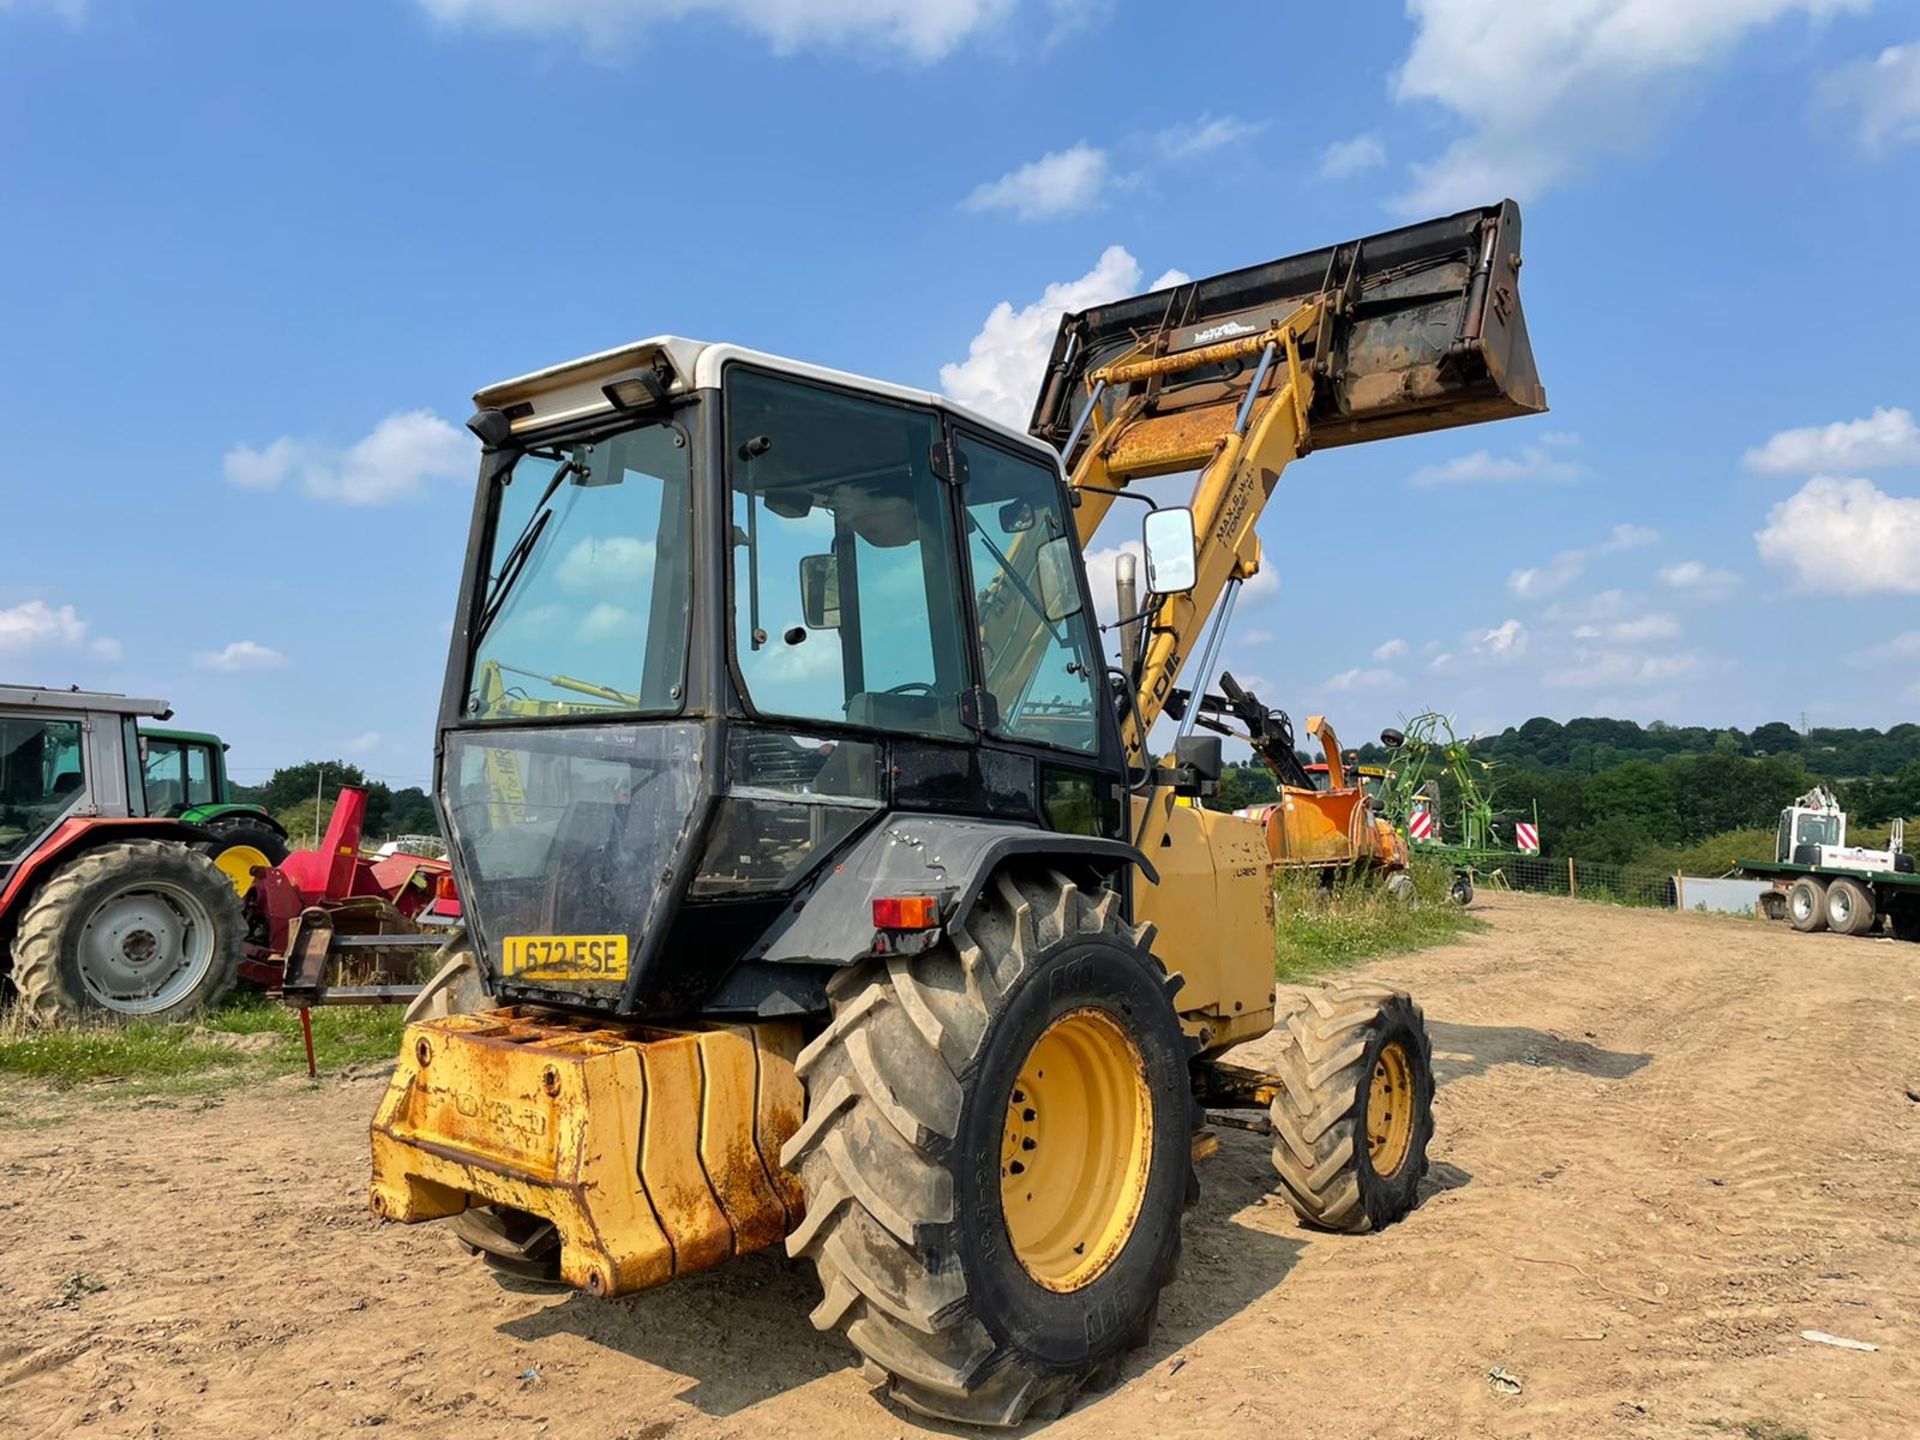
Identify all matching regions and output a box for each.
[783,870,1192,1427]
[1787,877,1828,933]
[1825,878,1877,937]
[1384,871,1418,907]
[1448,871,1475,907]
[1269,983,1434,1232]
[10,840,245,1024]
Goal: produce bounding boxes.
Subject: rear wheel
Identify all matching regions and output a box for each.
[1269,983,1434,1232]
[11,840,245,1024]
[1788,877,1828,933]
[782,870,1192,1426]
[1384,871,1418,906]
[1825,878,1877,937]
[197,815,289,896]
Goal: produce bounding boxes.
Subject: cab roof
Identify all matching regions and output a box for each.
[0,684,171,719]
[473,335,1052,463]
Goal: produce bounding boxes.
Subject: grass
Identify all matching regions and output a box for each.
[1273,860,1484,983]
[0,992,406,1096]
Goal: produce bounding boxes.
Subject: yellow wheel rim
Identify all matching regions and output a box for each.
[1000,1007,1153,1293]
[213,844,270,897]
[1367,1040,1416,1179]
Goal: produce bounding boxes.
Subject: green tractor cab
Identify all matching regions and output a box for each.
[137,726,290,886]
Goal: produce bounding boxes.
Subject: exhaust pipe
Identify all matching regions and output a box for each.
[1116,551,1140,676]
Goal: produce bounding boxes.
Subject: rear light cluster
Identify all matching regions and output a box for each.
[872,895,940,930]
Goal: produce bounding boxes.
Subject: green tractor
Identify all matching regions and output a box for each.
[1,685,287,1023]
[136,725,290,880]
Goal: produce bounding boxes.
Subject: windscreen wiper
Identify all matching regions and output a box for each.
[470,458,578,649]
[965,514,1064,644]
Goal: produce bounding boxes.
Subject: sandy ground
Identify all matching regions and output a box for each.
[2,892,1916,1440]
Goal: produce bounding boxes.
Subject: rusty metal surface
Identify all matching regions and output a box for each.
[1031,200,1546,464]
[369,1007,806,1298]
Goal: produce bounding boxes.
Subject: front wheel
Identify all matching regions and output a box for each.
[1269,983,1435,1232]
[10,840,245,1024]
[782,870,1193,1427]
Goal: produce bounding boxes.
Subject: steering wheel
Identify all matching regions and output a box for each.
[881,682,936,697]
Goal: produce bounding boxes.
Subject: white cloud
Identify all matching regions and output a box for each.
[1864,631,1920,661]
[1156,114,1263,160]
[1511,523,1658,598]
[941,247,1189,429]
[224,410,473,506]
[346,731,384,754]
[1409,439,1585,487]
[1572,612,1680,643]
[1322,666,1402,693]
[0,0,87,20]
[1744,406,1920,474]
[1509,550,1586,599]
[1318,133,1387,179]
[1546,650,1701,689]
[1818,42,1920,153]
[963,143,1108,221]
[578,602,645,641]
[1372,637,1410,661]
[1473,618,1528,658]
[0,599,119,660]
[193,640,290,672]
[557,535,656,594]
[1659,560,1740,595]
[412,0,1050,62]
[1755,476,1920,594]
[1603,523,1659,552]
[1427,651,1454,671]
[1391,0,1869,212]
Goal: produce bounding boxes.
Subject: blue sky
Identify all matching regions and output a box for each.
[3,0,1918,789]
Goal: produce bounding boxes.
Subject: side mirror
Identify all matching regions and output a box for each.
[998,498,1036,534]
[1142,507,1197,594]
[798,554,840,629]
[1035,535,1083,622]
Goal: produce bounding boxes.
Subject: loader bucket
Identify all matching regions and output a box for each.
[1029,200,1546,461]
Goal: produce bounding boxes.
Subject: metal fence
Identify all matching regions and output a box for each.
[1475,854,1681,909]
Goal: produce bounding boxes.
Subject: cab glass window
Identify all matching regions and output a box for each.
[727,368,967,739]
[184,744,216,807]
[0,716,85,862]
[956,434,1102,754]
[143,737,188,813]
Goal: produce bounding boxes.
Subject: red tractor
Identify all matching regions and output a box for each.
[1,686,250,1022]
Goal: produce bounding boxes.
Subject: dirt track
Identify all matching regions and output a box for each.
[2,893,1916,1439]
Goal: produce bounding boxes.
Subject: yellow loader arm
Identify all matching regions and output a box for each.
[1036,200,1547,767]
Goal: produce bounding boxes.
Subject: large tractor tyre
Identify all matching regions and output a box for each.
[196,814,290,896]
[1383,871,1419,907]
[783,870,1193,1427]
[11,840,245,1025]
[1787,877,1829,933]
[1824,878,1877,937]
[1269,982,1435,1233]
[405,930,495,1024]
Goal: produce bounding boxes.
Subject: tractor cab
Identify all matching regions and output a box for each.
[440,339,1185,1020]
[1776,791,1846,865]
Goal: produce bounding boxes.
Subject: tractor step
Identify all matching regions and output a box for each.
[369,1007,806,1297]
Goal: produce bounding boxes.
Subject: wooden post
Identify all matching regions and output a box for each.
[1673,874,1686,911]
[1567,856,1577,897]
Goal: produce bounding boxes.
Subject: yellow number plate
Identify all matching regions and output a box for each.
[500,934,630,982]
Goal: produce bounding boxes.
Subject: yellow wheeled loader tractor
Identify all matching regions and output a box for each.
[369,200,1545,1424]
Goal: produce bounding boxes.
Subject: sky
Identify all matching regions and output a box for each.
[3,0,1919,788]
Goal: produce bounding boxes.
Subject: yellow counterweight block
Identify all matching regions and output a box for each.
[369,1008,806,1296]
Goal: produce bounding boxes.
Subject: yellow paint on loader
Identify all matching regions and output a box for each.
[369,1008,804,1296]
